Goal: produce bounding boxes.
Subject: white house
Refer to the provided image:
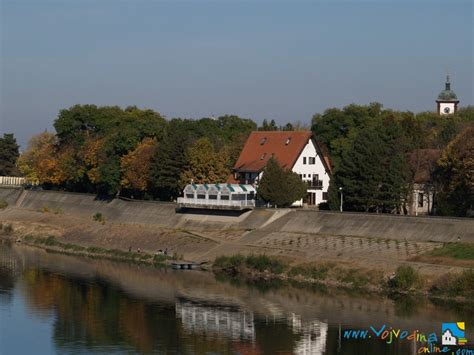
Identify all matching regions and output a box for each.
[230,131,332,206]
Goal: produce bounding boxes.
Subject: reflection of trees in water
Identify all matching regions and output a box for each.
[0,244,21,302]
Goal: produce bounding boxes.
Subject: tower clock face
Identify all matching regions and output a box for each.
[444,107,450,114]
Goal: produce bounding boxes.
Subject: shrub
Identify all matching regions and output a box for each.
[431,270,474,298]
[0,199,8,209]
[246,254,286,274]
[214,254,245,269]
[92,212,105,223]
[388,265,420,291]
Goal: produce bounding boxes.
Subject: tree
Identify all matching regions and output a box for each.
[120,138,157,193]
[258,119,278,131]
[17,132,56,183]
[257,158,307,207]
[0,133,20,176]
[150,119,190,200]
[331,118,411,212]
[179,138,230,186]
[435,124,474,216]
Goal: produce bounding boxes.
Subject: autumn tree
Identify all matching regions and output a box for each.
[17,132,57,183]
[435,124,474,216]
[179,137,230,186]
[0,133,20,176]
[257,158,307,207]
[120,138,157,194]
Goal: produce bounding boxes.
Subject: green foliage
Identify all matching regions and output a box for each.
[0,199,8,209]
[434,123,474,216]
[245,254,286,274]
[0,133,20,176]
[330,116,412,212]
[388,265,421,292]
[429,243,474,260]
[92,212,105,223]
[258,158,307,207]
[214,254,246,269]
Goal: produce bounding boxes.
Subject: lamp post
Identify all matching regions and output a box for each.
[339,187,343,212]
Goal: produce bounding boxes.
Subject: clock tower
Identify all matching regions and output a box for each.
[436,75,459,115]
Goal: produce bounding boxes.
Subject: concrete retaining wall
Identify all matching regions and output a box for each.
[3,188,474,242]
[272,210,474,243]
[0,187,23,206]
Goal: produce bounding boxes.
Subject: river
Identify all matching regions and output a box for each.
[0,242,472,354]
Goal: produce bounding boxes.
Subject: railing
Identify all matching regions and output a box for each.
[177,197,256,207]
[306,180,323,189]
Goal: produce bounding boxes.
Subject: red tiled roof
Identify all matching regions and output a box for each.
[233,131,313,172]
[408,149,441,184]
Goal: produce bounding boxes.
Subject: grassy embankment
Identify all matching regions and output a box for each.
[213,253,474,301]
[18,234,174,266]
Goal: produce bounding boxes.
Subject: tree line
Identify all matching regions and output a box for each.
[312,103,473,216]
[1,102,473,215]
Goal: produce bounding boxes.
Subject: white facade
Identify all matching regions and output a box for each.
[291,139,330,206]
[439,102,456,115]
[408,183,434,215]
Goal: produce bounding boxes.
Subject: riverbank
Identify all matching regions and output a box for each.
[2,231,473,304]
[1,192,474,302]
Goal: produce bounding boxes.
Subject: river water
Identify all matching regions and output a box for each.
[0,242,472,354]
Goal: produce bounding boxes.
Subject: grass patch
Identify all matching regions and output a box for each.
[289,264,330,280]
[0,199,8,209]
[429,243,474,260]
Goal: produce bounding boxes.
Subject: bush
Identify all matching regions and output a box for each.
[246,254,286,274]
[0,199,8,209]
[431,270,474,298]
[388,265,420,291]
[92,212,105,223]
[214,254,245,269]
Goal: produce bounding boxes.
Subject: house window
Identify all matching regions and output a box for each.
[186,194,194,199]
[299,174,302,179]
[197,194,206,199]
[303,157,307,164]
[313,174,319,180]
[418,193,424,208]
[309,157,316,164]
[208,194,217,200]
[220,195,229,200]
[285,138,291,145]
[260,137,267,145]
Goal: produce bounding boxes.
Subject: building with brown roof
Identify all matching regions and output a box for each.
[230,131,332,206]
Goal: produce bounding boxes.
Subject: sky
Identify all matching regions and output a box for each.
[1,0,473,148]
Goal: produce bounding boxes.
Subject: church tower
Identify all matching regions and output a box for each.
[436,75,459,115]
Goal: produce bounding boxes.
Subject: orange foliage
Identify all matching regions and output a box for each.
[120,137,157,191]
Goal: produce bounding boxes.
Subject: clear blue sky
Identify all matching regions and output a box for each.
[1,0,472,148]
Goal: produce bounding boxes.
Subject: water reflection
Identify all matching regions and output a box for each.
[0,243,473,354]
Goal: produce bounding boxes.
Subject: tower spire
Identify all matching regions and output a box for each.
[445,74,451,91]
